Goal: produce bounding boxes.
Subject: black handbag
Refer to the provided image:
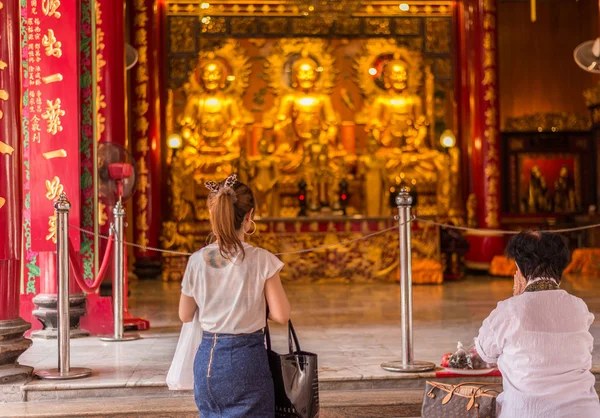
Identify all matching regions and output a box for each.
[265,320,319,418]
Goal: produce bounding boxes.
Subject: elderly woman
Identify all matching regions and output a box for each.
[476,231,600,417]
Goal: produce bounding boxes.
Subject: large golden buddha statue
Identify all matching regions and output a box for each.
[273,50,339,169]
[367,56,428,151]
[355,41,462,219]
[179,53,243,164]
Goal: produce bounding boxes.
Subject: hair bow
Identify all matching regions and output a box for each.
[205,174,238,201]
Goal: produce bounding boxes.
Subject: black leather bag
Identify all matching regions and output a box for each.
[265,321,319,418]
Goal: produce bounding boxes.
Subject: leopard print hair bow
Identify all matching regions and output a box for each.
[205,174,238,202]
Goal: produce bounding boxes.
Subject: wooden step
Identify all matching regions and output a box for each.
[1,389,424,418]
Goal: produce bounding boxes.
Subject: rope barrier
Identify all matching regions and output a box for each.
[69,219,409,257]
[69,216,600,259]
[413,217,600,235]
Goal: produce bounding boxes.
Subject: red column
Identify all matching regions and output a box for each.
[464,0,505,269]
[131,0,162,280]
[0,0,33,382]
[96,0,126,284]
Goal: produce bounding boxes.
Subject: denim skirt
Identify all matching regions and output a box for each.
[193,330,275,418]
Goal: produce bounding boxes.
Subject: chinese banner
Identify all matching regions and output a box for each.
[131,0,161,259]
[25,0,81,252]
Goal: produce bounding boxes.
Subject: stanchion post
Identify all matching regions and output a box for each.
[35,193,92,380]
[100,200,140,342]
[381,188,435,373]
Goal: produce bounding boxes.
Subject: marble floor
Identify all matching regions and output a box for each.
[10,274,600,402]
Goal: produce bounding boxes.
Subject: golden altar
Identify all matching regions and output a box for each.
[161,1,462,283]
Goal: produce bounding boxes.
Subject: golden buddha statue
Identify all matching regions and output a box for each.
[273,50,339,170]
[358,138,388,217]
[366,55,428,151]
[179,53,243,166]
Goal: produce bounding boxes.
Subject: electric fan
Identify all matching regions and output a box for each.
[97,142,149,331]
[574,0,600,73]
[98,142,137,205]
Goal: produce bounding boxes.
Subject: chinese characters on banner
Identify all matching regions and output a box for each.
[25,0,80,252]
[132,0,160,256]
[481,0,500,228]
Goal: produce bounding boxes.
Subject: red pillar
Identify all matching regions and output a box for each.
[463,0,505,269]
[130,0,162,280]
[96,0,127,283]
[0,0,33,383]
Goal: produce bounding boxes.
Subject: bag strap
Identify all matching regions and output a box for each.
[288,320,301,353]
[265,305,272,351]
[441,382,500,405]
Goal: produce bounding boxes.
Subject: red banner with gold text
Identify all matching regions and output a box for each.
[25,0,80,252]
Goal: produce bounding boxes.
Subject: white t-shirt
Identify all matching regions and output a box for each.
[182,242,284,334]
[476,289,600,418]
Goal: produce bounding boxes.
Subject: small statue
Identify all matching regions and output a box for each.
[553,166,577,212]
[366,54,428,151]
[250,139,280,217]
[527,166,551,213]
[273,50,339,171]
[358,138,388,217]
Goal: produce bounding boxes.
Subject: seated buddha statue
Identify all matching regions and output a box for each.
[366,56,428,152]
[273,50,339,172]
[178,53,243,170]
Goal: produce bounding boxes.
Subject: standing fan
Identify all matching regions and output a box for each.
[574,0,600,73]
[97,142,149,330]
[98,142,137,204]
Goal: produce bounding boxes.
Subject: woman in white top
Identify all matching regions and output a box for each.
[178,174,291,418]
[477,231,600,417]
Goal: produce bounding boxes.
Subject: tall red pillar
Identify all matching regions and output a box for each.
[461,0,505,269]
[0,0,33,383]
[96,0,127,285]
[130,0,162,280]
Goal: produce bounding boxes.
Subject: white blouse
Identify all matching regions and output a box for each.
[182,242,284,334]
[476,289,600,418]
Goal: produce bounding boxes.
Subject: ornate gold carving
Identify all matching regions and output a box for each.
[0,197,5,209]
[231,17,257,34]
[335,18,361,35]
[394,17,421,35]
[201,16,227,34]
[291,18,329,35]
[161,222,195,253]
[365,18,390,35]
[169,17,196,53]
[166,1,453,17]
[261,17,288,34]
[425,18,451,53]
[505,113,591,132]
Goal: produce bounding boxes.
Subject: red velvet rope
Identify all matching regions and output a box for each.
[69,235,114,293]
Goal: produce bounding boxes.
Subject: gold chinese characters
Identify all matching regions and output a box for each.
[45,176,63,200]
[42,98,65,135]
[42,29,62,58]
[42,0,61,18]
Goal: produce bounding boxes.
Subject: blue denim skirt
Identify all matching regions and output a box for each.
[193,330,275,418]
